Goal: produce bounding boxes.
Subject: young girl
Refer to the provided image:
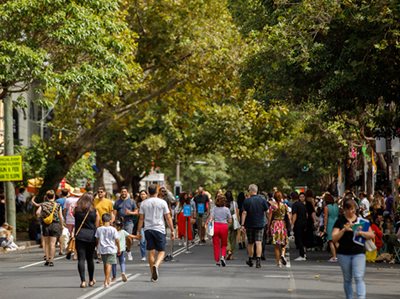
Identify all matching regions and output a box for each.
[111,220,139,282]
[95,213,120,288]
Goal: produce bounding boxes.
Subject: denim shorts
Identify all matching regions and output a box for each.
[145,230,166,252]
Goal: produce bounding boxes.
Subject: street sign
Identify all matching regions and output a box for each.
[197,203,205,215]
[0,156,23,181]
[183,204,191,217]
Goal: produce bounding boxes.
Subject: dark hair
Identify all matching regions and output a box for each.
[75,193,94,212]
[179,192,187,206]
[148,184,157,196]
[324,193,335,205]
[114,219,123,227]
[120,186,128,191]
[274,191,283,202]
[61,188,69,196]
[305,189,314,198]
[290,191,299,201]
[98,186,106,192]
[225,190,234,203]
[215,194,226,207]
[46,190,55,200]
[102,213,112,223]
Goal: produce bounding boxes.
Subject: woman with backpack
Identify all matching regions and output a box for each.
[35,190,63,267]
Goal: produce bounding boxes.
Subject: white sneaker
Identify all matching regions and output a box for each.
[294,256,307,261]
[141,257,146,261]
[127,252,133,261]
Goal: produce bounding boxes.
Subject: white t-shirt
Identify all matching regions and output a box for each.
[360,197,370,217]
[139,197,170,234]
[95,226,119,254]
[64,196,79,225]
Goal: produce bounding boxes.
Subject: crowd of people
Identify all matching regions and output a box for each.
[1,182,400,299]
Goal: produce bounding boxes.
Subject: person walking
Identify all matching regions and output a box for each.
[73,193,99,288]
[241,184,269,268]
[292,192,307,261]
[225,190,239,260]
[136,184,175,282]
[113,186,138,261]
[176,192,193,246]
[323,192,339,262]
[332,198,374,299]
[194,187,210,243]
[208,194,232,266]
[236,192,246,249]
[304,190,317,250]
[268,191,290,267]
[94,187,114,226]
[36,190,63,267]
[137,190,148,261]
[95,213,121,288]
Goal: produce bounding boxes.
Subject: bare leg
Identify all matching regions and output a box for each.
[155,251,165,267]
[43,236,49,261]
[274,244,280,265]
[329,241,337,258]
[48,237,57,262]
[247,243,254,258]
[104,263,111,286]
[255,241,262,257]
[148,249,156,274]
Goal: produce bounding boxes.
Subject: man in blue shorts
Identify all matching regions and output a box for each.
[136,184,175,282]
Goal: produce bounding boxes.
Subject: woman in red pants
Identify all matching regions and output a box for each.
[208,194,232,266]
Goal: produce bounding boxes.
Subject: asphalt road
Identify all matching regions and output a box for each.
[1,239,399,299]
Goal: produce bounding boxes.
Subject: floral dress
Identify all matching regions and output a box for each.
[269,203,288,245]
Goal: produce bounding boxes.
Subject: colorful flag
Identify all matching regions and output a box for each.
[361,142,371,161]
[371,148,377,175]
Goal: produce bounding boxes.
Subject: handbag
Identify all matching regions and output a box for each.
[232,214,240,230]
[43,203,57,225]
[365,238,377,252]
[66,209,90,257]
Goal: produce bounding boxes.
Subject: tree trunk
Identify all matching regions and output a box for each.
[131,174,144,194]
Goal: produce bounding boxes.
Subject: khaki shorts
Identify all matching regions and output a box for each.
[101,253,117,265]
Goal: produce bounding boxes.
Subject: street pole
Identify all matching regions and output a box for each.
[4,93,16,239]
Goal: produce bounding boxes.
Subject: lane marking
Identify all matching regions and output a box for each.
[19,256,65,269]
[90,274,140,299]
[264,275,291,278]
[286,243,297,298]
[77,273,140,299]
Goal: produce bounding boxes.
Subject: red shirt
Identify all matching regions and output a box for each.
[371,223,383,250]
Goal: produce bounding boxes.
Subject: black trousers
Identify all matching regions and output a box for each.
[294,224,306,258]
[76,240,96,282]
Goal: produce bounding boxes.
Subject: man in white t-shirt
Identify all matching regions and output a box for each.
[136,184,175,282]
[359,192,370,218]
[63,188,83,234]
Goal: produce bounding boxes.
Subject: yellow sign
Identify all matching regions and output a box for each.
[0,156,23,181]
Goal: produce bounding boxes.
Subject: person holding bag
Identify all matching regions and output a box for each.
[332,198,374,299]
[36,190,63,267]
[73,193,99,288]
[225,191,239,260]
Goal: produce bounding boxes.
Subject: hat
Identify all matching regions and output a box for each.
[70,187,83,197]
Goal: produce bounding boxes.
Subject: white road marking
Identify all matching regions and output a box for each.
[264,275,291,278]
[18,256,65,269]
[77,273,140,299]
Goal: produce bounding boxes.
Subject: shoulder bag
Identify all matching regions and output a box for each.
[43,202,57,225]
[66,209,90,257]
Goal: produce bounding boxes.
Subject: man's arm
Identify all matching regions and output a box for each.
[136,214,144,236]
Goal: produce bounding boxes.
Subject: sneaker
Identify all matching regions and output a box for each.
[220,257,226,267]
[121,273,127,282]
[141,257,147,261]
[280,255,287,266]
[151,265,159,282]
[328,257,338,263]
[255,258,261,268]
[216,262,221,267]
[294,256,306,261]
[246,258,254,267]
[201,239,206,244]
[48,262,54,267]
[127,252,133,261]
[44,261,49,266]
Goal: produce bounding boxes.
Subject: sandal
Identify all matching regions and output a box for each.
[89,279,96,287]
[80,281,87,288]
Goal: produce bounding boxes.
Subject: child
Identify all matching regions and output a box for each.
[0,223,18,251]
[112,220,139,282]
[95,213,120,288]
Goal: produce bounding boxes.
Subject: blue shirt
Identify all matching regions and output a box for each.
[56,197,66,209]
[113,198,137,223]
[243,195,268,229]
